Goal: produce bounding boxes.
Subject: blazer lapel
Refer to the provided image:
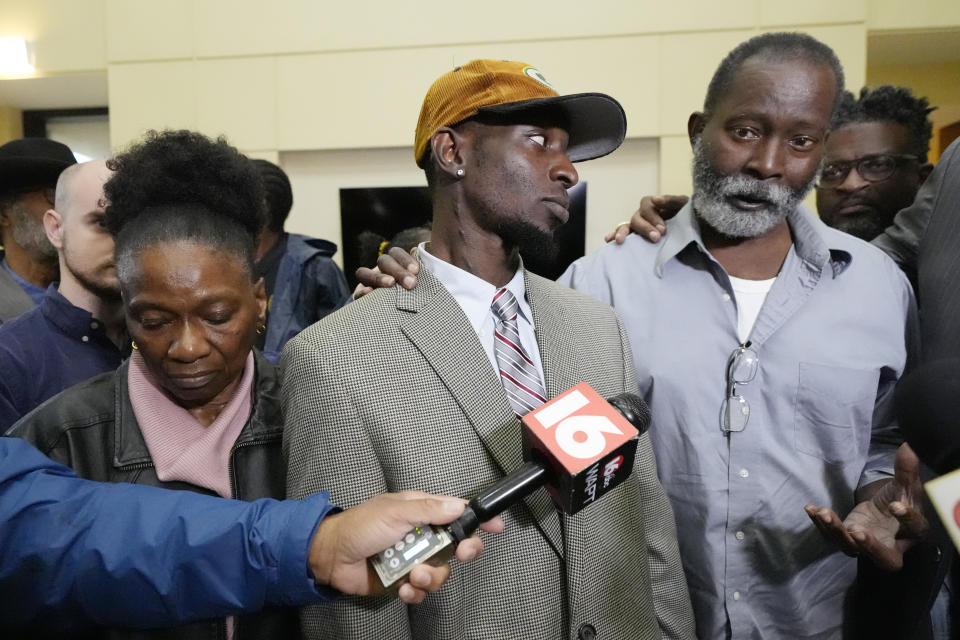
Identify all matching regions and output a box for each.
[525,271,585,400]
[526,270,595,571]
[397,268,564,556]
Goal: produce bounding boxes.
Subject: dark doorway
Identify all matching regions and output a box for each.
[339,182,587,288]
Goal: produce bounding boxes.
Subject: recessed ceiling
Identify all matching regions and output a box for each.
[0,71,107,110]
[868,29,960,66]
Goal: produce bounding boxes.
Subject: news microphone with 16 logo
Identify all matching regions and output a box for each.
[368,383,650,590]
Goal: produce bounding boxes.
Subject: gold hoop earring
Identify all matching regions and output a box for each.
[256,323,266,335]
[131,340,138,350]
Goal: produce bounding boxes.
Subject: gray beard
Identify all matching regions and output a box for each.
[691,138,817,239]
[9,201,57,259]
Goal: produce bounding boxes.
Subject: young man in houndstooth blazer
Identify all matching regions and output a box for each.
[282,60,695,640]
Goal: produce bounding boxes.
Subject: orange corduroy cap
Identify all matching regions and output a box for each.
[413,59,626,168]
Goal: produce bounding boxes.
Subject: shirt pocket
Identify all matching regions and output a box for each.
[793,362,879,463]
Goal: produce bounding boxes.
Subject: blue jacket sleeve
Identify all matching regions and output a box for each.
[0,438,337,631]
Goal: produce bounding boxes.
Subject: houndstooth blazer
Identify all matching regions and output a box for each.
[282,267,695,640]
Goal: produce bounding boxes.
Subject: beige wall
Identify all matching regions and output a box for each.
[97,2,877,247]
[0,106,23,143]
[868,0,960,30]
[103,23,868,153]
[2,0,959,255]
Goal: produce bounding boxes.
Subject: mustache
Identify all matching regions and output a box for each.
[715,172,813,207]
[692,137,821,206]
[828,193,877,207]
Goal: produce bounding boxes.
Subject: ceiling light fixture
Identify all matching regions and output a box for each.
[0,38,34,75]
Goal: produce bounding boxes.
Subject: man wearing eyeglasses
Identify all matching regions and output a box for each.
[815,86,935,244]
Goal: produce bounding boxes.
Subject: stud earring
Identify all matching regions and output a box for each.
[456,168,465,177]
[131,340,138,350]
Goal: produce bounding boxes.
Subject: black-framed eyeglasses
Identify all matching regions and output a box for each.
[817,154,918,188]
[720,343,758,433]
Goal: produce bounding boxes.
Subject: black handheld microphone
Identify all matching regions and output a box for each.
[369,384,651,590]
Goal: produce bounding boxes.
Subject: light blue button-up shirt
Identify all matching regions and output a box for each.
[559,203,917,639]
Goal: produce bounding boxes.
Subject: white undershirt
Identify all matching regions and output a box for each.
[728,275,777,343]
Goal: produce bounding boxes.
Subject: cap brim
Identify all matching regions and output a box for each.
[0,157,75,192]
[478,92,626,162]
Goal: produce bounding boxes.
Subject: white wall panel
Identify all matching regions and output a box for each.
[0,0,106,72]
[196,57,277,150]
[108,61,195,149]
[105,0,194,62]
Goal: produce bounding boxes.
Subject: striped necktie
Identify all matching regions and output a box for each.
[492,288,547,416]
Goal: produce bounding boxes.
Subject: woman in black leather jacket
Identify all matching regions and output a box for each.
[9,130,298,640]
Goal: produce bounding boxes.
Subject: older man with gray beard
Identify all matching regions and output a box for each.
[559,32,918,639]
[0,138,77,323]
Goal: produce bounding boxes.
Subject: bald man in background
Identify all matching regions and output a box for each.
[0,159,128,430]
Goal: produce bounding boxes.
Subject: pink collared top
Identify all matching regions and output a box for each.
[128,350,255,499]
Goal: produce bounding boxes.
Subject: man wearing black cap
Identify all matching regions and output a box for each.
[0,138,77,324]
[282,60,694,640]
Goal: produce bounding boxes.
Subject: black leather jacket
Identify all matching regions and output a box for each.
[7,350,298,640]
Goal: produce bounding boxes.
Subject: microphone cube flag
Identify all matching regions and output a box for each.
[925,469,960,553]
[522,382,640,515]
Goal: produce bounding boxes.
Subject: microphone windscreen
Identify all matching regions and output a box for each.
[606,393,652,435]
[896,358,960,475]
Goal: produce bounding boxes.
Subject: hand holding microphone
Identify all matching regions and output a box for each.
[310,491,503,604]
[368,383,651,590]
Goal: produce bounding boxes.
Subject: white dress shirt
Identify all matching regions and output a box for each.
[417,243,545,383]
